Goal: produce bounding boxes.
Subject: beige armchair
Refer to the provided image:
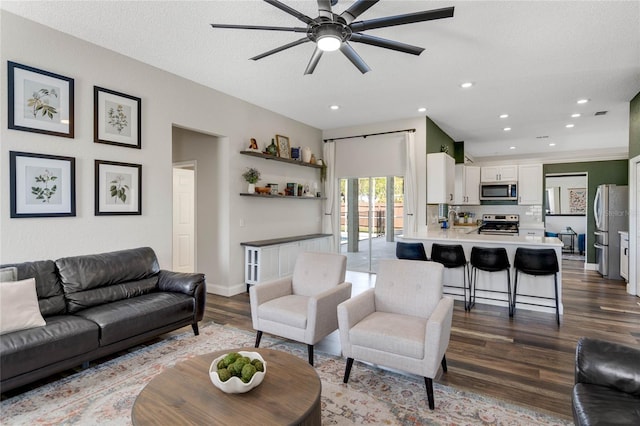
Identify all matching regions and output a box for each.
[337,259,453,410]
[249,252,351,365]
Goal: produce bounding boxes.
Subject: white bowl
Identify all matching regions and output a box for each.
[209,351,266,394]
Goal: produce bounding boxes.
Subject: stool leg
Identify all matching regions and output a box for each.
[507,269,513,317]
[463,264,469,311]
[468,267,476,311]
[512,270,519,317]
[554,274,560,326]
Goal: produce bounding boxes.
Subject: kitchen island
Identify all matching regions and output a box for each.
[399,228,564,315]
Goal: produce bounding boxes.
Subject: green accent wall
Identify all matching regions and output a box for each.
[426,117,455,155]
[630,91,640,159]
[544,160,628,264]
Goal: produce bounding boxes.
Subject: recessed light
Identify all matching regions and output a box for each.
[499,114,509,119]
[503,127,511,131]
[566,124,575,128]
[509,146,516,150]
[577,99,589,104]
[549,143,556,147]
[571,113,581,118]
[329,105,339,110]
[418,107,427,113]
[460,82,473,88]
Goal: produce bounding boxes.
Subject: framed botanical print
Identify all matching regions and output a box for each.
[95,160,142,215]
[276,134,291,159]
[94,86,142,149]
[10,151,76,218]
[8,61,74,138]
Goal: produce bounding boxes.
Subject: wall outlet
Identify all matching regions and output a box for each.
[239,219,245,227]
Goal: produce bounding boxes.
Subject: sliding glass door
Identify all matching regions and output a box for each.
[339,176,404,273]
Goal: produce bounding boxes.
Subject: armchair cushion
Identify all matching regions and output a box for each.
[349,311,427,359]
[258,295,309,329]
[292,252,347,296]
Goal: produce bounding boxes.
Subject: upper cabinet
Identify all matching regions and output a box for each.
[454,164,480,205]
[427,152,455,204]
[481,165,518,182]
[518,164,543,205]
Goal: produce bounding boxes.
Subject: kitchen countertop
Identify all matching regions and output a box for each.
[407,227,562,247]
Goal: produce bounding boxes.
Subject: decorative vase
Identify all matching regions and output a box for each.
[302,147,312,163]
[248,183,256,194]
[266,139,278,156]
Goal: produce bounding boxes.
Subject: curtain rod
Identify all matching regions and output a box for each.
[323,128,415,143]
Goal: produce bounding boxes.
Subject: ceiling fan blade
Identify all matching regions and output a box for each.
[339,43,371,74]
[250,37,310,61]
[349,33,424,55]
[263,0,315,25]
[350,6,455,32]
[210,23,308,33]
[340,0,380,25]
[304,47,324,75]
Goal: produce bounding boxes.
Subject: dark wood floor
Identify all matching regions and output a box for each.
[205,259,640,421]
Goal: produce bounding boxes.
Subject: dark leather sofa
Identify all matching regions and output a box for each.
[0,247,206,393]
[572,337,640,425]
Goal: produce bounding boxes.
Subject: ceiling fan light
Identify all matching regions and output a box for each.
[317,35,341,52]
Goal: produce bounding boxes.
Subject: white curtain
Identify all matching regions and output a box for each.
[404,131,418,235]
[322,141,337,247]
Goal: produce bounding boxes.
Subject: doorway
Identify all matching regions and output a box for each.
[339,176,403,273]
[172,162,196,273]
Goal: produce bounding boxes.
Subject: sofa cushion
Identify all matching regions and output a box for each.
[0,315,99,381]
[0,278,47,335]
[56,247,161,313]
[75,292,194,346]
[572,383,640,425]
[0,260,67,317]
[349,311,427,359]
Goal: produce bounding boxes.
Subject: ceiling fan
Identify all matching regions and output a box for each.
[210,0,454,75]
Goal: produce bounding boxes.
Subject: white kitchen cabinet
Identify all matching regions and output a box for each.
[242,234,331,290]
[454,164,480,205]
[480,165,518,182]
[427,152,455,204]
[518,164,543,205]
[620,231,629,281]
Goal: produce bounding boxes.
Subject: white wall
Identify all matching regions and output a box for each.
[1,12,323,295]
[323,117,428,235]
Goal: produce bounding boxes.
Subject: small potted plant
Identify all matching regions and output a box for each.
[242,167,261,194]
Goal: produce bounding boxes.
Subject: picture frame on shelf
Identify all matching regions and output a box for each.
[8,61,74,138]
[94,86,142,149]
[95,160,142,215]
[276,135,291,159]
[9,151,76,218]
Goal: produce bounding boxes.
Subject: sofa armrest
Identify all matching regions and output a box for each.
[158,270,206,322]
[575,337,640,396]
[425,296,454,366]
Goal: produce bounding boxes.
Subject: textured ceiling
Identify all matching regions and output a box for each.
[2,0,639,161]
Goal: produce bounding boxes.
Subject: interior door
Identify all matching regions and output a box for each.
[172,167,195,273]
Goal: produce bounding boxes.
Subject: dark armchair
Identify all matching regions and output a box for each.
[572,337,640,425]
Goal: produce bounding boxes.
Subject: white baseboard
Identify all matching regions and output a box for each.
[584,262,598,271]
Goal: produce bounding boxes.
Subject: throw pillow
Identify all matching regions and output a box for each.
[0,278,46,335]
[0,266,17,282]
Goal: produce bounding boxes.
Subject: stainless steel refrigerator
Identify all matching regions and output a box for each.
[593,184,628,279]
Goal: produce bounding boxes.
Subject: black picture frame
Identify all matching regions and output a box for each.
[94,86,142,149]
[10,151,76,218]
[95,160,142,215]
[8,61,74,138]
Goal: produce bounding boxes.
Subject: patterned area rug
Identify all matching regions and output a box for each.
[1,323,571,425]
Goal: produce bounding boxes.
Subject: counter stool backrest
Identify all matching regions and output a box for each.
[470,247,510,272]
[396,242,428,261]
[430,244,466,268]
[514,248,559,276]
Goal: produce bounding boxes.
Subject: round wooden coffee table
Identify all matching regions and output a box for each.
[131,347,321,425]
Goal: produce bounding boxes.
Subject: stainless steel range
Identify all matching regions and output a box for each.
[478,214,520,235]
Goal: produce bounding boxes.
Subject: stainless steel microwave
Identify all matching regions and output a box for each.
[480,182,518,201]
